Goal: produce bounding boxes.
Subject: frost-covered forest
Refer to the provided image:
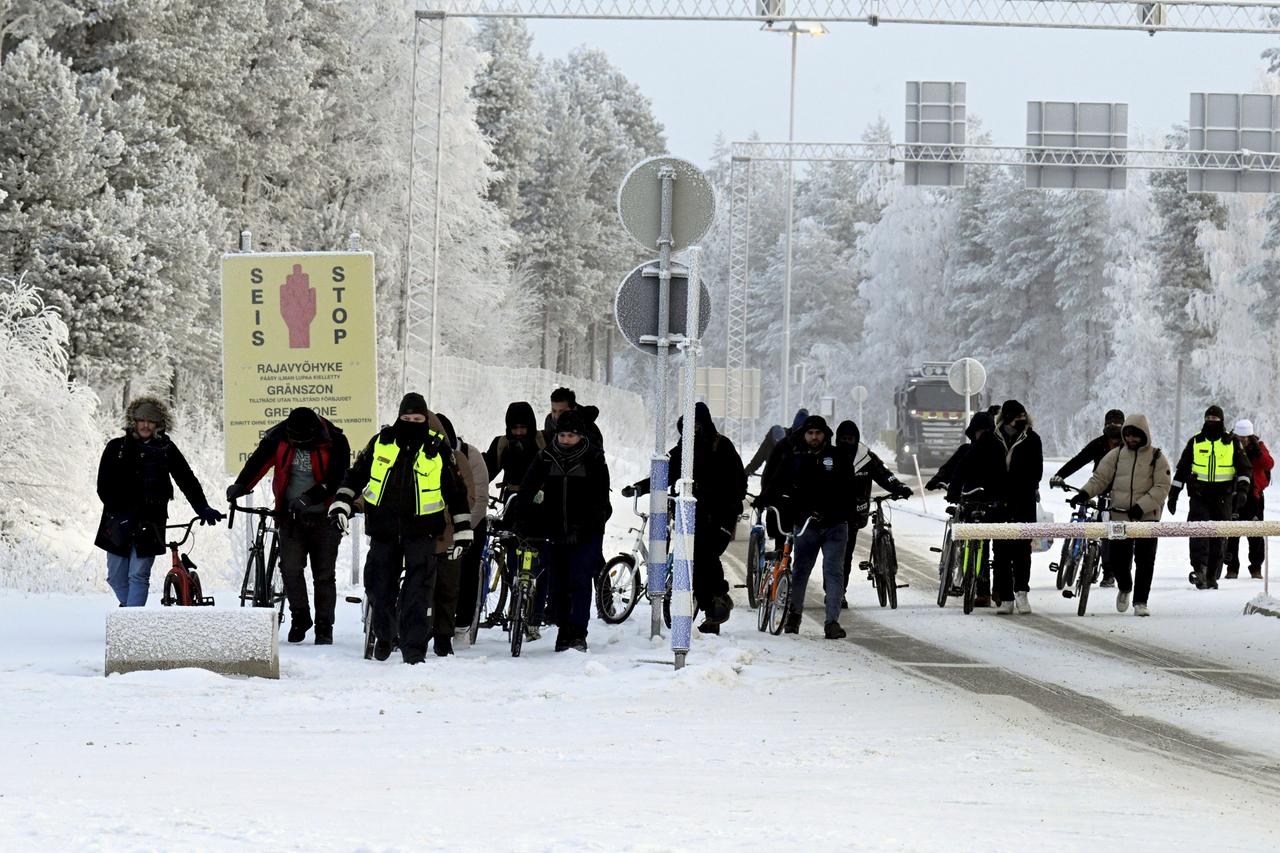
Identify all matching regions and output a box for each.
[3,1,1280,557]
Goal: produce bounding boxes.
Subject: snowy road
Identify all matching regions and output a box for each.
[3,484,1280,849]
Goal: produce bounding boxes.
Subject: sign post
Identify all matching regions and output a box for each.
[616,156,715,664]
[947,357,987,435]
[851,384,868,429]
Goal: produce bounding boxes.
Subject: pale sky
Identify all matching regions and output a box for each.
[528,20,1276,165]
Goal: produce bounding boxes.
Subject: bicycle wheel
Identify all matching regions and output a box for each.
[873,538,889,608]
[746,527,765,608]
[482,545,509,629]
[508,583,526,658]
[767,571,791,636]
[1055,538,1072,590]
[755,561,774,632]
[362,600,375,660]
[239,549,256,607]
[467,559,488,645]
[886,536,899,610]
[1077,544,1098,617]
[936,527,954,608]
[962,545,977,615]
[162,572,180,607]
[597,555,641,624]
[187,571,206,607]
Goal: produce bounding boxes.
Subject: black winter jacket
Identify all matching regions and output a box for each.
[848,443,907,528]
[633,405,747,534]
[1054,433,1120,481]
[513,440,612,542]
[765,417,858,527]
[1173,431,1253,497]
[543,404,605,451]
[95,432,212,558]
[485,402,546,497]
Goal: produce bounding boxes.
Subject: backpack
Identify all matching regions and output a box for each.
[496,432,546,461]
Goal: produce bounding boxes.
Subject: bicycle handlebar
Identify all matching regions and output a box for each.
[228,500,275,529]
[164,516,202,548]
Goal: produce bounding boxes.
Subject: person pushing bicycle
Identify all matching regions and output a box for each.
[329,393,473,664]
[227,407,350,644]
[833,419,911,608]
[927,411,996,607]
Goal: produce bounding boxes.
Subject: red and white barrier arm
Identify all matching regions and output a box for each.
[950,521,1280,541]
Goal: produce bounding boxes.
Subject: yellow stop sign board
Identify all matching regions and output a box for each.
[221,252,378,475]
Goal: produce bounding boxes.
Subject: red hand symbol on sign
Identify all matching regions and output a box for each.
[280,263,317,349]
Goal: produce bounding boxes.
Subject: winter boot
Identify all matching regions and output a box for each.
[823,621,846,640]
[314,624,333,645]
[996,600,1015,615]
[1116,591,1131,613]
[554,630,571,652]
[708,593,734,625]
[783,611,802,634]
[697,619,720,635]
[1250,566,1264,580]
[433,635,454,657]
[1133,603,1150,617]
[1014,591,1032,614]
[973,595,992,608]
[569,636,588,652]
[1192,568,1208,590]
[373,639,393,661]
[1225,562,1239,580]
[1099,572,1116,589]
[287,616,313,644]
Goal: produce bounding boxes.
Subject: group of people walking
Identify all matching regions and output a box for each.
[94,387,1273,661]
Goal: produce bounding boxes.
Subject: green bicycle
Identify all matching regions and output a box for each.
[935,490,998,615]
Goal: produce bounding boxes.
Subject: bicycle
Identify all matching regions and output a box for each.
[229,501,286,623]
[755,509,815,635]
[1063,492,1109,616]
[741,494,768,609]
[467,495,513,644]
[861,494,908,609]
[159,517,214,607]
[505,535,553,658]
[1050,482,1089,593]
[596,494,650,624]
[939,490,1000,615]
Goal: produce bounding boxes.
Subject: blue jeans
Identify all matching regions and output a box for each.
[790,522,849,624]
[106,548,156,607]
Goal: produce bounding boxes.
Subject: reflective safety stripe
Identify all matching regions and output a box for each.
[1191,438,1235,483]
[362,434,446,515]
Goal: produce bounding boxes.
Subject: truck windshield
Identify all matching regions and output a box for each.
[906,384,965,411]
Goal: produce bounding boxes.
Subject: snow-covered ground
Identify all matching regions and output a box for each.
[3,467,1280,850]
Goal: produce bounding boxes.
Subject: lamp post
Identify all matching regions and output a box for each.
[763,20,827,422]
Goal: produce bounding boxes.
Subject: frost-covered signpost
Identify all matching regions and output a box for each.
[616,156,715,668]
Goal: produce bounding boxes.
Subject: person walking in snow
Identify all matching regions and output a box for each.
[95,396,222,607]
[509,409,612,652]
[227,407,350,644]
[623,402,747,634]
[329,394,473,664]
[959,400,1042,615]
[1224,419,1272,580]
[1169,405,1252,590]
[543,387,604,451]
[484,401,546,500]
[431,413,484,656]
[1050,408,1126,587]
[1071,414,1171,617]
[927,411,996,607]
[833,419,911,607]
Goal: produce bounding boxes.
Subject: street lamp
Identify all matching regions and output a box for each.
[762,20,827,422]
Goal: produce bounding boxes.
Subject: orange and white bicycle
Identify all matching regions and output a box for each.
[755,509,815,636]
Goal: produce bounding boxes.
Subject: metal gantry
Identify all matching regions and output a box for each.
[402,1,1280,402]
[721,138,1280,439]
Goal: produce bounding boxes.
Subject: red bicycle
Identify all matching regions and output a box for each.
[160,517,214,607]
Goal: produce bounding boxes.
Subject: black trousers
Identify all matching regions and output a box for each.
[1107,538,1158,604]
[433,551,460,639]
[993,539,1032,600]
[1189,490,1233,581]
[692,524,732,612]
[1226,493,1265,571]
[278,517,340,627]
[455,518,487,630]
[365,536,436,660]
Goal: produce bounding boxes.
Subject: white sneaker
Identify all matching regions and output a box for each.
[1014,591,1032,614]
[1116,591,1131,613]
[996,600,1015,615]
[453,628,472,649]
[1134,603,1150,617]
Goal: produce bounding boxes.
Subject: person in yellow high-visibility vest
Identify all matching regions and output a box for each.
[329,393,472,664]
[1169,405,1253,590]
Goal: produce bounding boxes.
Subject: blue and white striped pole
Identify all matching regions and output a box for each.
[648,166,676,640]
[647,454,669,638]
[671,246,703,669]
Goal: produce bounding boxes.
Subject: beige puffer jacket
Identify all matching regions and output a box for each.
[1081,413,1171,520]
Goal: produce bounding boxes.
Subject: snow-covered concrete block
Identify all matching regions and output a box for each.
[1243,593,1280,620]
[105,608,279,679]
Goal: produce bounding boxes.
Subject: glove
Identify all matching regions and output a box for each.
[621,484,636,498]
[892,485,913,500]
[226,483,249,503]
[1167,488,1180,515]
[1069,491,1091,508]
[329,499,352,534]
[448,543,469,560]
[1126,505,1145,521]
[925,477,943,492]
[1233,488,1249,513]
[287,495,311,516]
[197,506,224,526]
[1049,476,1066,490]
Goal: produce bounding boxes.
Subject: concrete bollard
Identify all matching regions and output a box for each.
[105,608,280,679]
